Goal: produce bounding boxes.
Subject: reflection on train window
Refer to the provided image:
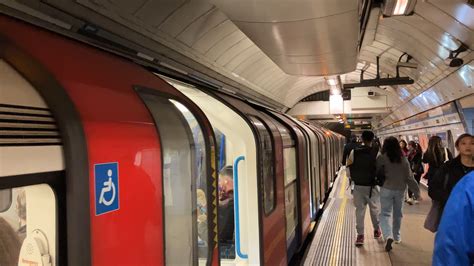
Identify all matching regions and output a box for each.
[283,148,298,244]
[249,116,275,215]
[138,92,209,265]
[0,184,56,266]
[0,189,12,212]
[214,128,227,170]
[273,117,298,244]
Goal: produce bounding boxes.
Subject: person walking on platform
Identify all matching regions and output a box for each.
[432,171,474,266]
[423,136,453,187]
[399,139,409,157]
[346,131,381,247]
[377,137,420,252]
[407,141,423,204]
[342,135,359,166]
[428,134,473,223]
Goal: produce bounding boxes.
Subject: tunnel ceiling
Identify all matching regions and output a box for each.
[4,0,473,113]
[210,0,360,76]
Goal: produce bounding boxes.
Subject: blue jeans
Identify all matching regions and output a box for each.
[380,187,405,241]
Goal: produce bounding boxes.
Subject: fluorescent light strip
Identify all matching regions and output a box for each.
[393,0,409,15]
[327,79,337,86]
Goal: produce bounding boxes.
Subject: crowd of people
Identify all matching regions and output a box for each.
[344,131,473,265]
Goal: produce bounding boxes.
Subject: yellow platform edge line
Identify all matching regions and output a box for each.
[330,171,349,266]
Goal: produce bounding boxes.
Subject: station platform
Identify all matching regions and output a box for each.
[303,168,434,266]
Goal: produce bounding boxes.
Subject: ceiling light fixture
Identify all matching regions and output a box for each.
[326,78,337,86]
[344,56,415,89]
[382,0,417,16]
[326,75,344,96]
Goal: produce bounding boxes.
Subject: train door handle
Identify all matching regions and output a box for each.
[233,155,248,259]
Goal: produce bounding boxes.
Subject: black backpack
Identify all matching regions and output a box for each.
[349,146,378,186]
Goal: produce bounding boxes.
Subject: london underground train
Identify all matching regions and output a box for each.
[0,15,344,266]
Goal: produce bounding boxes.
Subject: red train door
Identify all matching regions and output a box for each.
[136,87,218,266]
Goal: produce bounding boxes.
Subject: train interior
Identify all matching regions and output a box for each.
[166,77,261,265]
[1,60,60,265]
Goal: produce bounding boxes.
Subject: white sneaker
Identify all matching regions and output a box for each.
[395,239,402,244]
[406,198,414,205]
[413,199,419,204]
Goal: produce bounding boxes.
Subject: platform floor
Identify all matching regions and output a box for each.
[303,168,434,266]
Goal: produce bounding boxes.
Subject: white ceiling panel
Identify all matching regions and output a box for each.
[13,0,471,112]
[192,20,237,53]
[415,1,473,47]
[176,8,228,46]
[429,0,474,30]
[205,30,245,61]
[159,1,214,37]
[135,0,188,27]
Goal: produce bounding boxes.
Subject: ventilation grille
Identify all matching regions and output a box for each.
[301,90,351,102]
[0,104,61,146]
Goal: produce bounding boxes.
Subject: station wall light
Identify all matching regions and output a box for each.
[329,94,344,114]
[381,0,417,16]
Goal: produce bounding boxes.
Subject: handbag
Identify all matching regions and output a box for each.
[424,200,442,232]
[424,171,450,232]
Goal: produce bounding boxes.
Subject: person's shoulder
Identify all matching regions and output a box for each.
[443,156,460,169]
[376,153,386,162]
[457,171,474,189]
[446,171,474,206]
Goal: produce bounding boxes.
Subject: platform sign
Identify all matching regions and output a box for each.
[94,162,120,215]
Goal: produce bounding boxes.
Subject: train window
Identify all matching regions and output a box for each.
[249,116,275,215]
[283,148,298,243]
[0,184,56,266]
[137,92,209,265]
[214,128,227,170]
[0,189,12,212]
[283,148,297,186]
[273,118,299,243]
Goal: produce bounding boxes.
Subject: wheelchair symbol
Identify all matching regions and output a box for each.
[99,169,116,206]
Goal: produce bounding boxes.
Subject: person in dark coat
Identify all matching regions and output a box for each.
[218,166,234,245]
[428,133,473,209]
[423,136,453,187]
[342,135,359,166]
[407,141,423,204]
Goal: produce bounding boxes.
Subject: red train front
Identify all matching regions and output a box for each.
[0,15,219,266]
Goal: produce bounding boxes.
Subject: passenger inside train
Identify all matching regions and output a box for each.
[0,216,21,266]
[218,166,235,259]
[0,185,56,266]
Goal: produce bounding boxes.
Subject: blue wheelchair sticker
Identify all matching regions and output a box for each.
[94,162,120,215]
